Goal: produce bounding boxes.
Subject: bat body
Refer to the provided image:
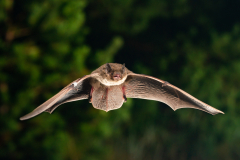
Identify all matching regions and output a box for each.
[20,63,224,120]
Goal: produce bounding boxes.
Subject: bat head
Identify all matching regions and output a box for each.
[105,63,126,81]
[92,63,129,86]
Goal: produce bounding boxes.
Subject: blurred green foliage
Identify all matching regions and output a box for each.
[1,0,240,159]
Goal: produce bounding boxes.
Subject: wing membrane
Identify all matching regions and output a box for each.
[20,76,92,120]
[92,85,124,112]
[125,73,224,115]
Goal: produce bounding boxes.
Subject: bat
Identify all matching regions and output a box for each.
[20,63,224,120]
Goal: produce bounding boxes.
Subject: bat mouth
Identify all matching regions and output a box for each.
[113,74,121,80]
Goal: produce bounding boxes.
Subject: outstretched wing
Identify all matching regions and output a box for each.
[125,73,224,115]
[20,75,93,120]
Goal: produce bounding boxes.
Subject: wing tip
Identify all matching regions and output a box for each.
[19,110,38,121]
[212,110,224,115]
[173,107,224,115]
[20,110,54,121]
[19,112,36,120]
[19,115,29,121]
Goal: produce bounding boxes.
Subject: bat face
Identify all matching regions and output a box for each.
[20,63,224,120]
[91,63,129,86]
[107,63,125,81]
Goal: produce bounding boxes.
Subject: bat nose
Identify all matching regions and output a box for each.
[113,73,121,80]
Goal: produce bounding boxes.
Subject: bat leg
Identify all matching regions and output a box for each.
[123,95,127,103]
[122,86,127,103]
[88,97,92,103]
[88,87,94,103]
[162,81,170,87]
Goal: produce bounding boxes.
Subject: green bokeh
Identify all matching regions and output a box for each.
[1,0,240,159]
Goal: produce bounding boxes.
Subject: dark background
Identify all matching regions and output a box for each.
[1,0,240,159]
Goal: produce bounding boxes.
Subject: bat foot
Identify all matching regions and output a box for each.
[122,86,127,103]
[162,81,170,87]
[123,95,127,103]
[89,87,94,103]
[88,96,92,103]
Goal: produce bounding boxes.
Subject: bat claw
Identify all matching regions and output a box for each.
[70,83,79,91]
[162,81,170,87]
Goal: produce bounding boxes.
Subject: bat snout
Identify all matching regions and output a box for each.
[113,73,121,80]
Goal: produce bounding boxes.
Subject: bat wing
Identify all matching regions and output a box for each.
[125,73,224,115]
[20,75,93,120]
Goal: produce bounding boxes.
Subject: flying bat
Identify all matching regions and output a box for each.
[20,63,224,120]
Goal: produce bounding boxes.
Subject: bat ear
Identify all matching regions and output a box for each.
[122,63,125,73]
[106,63,112,73]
